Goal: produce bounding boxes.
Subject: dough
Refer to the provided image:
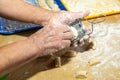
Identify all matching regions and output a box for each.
[88,58,101,66]
[74,71,87,79]
[55,57,61,67]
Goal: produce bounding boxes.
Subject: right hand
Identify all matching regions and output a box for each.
[28,24,74,57]
[39,10,90,47]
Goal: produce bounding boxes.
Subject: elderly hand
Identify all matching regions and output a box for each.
[29,24,73,56]
[41,10,91,47]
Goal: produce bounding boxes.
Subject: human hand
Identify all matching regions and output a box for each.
[44,10,90,27]
[34,10,91,47]
[46,10,91,47]
[28,24,74,57]
[77,32,92,47]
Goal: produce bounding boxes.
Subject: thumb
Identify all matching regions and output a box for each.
[66,10,90,23]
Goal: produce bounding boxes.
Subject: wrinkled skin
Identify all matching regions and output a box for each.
[29,24,73,56]
[30,11,91,56]
[44,11,91,47]
[0,0,91,75]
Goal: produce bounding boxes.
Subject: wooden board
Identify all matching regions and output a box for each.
[61,0,120,19]
[3,14,120,80]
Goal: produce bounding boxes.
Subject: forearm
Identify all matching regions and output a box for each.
[0,0,53,25]
[0,38,39,76]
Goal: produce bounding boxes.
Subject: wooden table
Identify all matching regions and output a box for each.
[0,14,120,80]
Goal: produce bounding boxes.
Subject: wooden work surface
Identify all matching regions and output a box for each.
[0,14,120,80]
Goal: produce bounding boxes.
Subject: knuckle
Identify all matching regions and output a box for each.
[70,32,74,38]
[58,41,64,50]
[66,41,71,47]
[63,40,71,48]
[57,40,63,47]
[64,25,71,31]
[53,40,62,49]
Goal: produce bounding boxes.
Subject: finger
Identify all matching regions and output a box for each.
[78,38,84,46]
[46,39,71,52]
[67,10,90,22]
[62,40,71,48]
[49,25,71,37]
[52,40,71,50]
[45,39,69,50]
[58,25,71,33]
[45,40,62,49]
[71,10,90,19]
[83,35,89,41]
[62,31,74,40]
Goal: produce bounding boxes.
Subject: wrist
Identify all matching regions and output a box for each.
[32,9,54,26]
[25,38,40,57]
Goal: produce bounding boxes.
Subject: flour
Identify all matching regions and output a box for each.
[71,22,120,79]
[62,0,120,16]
